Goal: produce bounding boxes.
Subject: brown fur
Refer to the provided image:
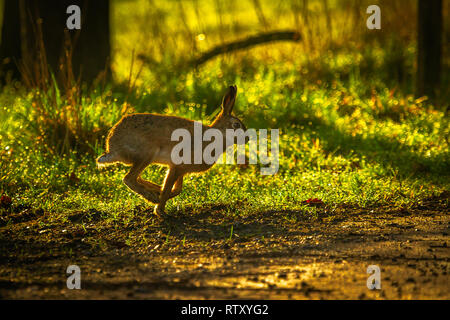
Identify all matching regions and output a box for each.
[97,85,245,216]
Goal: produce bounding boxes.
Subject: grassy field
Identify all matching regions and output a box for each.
[0,0,449,299]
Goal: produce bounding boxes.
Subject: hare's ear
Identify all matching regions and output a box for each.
[222,85,237,115]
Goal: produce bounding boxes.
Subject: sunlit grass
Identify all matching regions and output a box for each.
[1,59,448,220]
[0,0,449,223]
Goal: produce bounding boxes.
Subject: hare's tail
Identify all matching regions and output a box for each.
[97,152,119,167]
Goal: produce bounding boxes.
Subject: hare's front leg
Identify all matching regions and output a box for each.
[123,161,160,204]
[169,175,184,199]
[154,168,180,216]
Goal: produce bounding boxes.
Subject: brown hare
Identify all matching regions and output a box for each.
[97,85,246,216]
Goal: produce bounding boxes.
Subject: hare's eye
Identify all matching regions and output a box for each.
[232,122,241,129]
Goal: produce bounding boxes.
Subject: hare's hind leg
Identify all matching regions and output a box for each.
[138,178,162,195]
[123,160,160,204]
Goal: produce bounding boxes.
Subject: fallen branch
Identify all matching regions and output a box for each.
[191,30,301,67]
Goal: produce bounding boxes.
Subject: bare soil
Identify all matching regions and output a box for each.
[0,193,448,299]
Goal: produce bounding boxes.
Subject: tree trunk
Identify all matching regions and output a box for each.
[0,0,22,82]
[0,0,110,85]
[416,0,442,99]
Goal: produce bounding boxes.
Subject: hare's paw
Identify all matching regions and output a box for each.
[154,204,165,216]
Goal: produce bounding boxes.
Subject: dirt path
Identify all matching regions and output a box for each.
[0,195,449,299]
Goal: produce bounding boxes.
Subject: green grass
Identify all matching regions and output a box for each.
[0,0,449,227]
[1,61,448,222]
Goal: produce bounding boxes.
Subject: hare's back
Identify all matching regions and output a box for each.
[108,113,196,150]
[114,113,193,133]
